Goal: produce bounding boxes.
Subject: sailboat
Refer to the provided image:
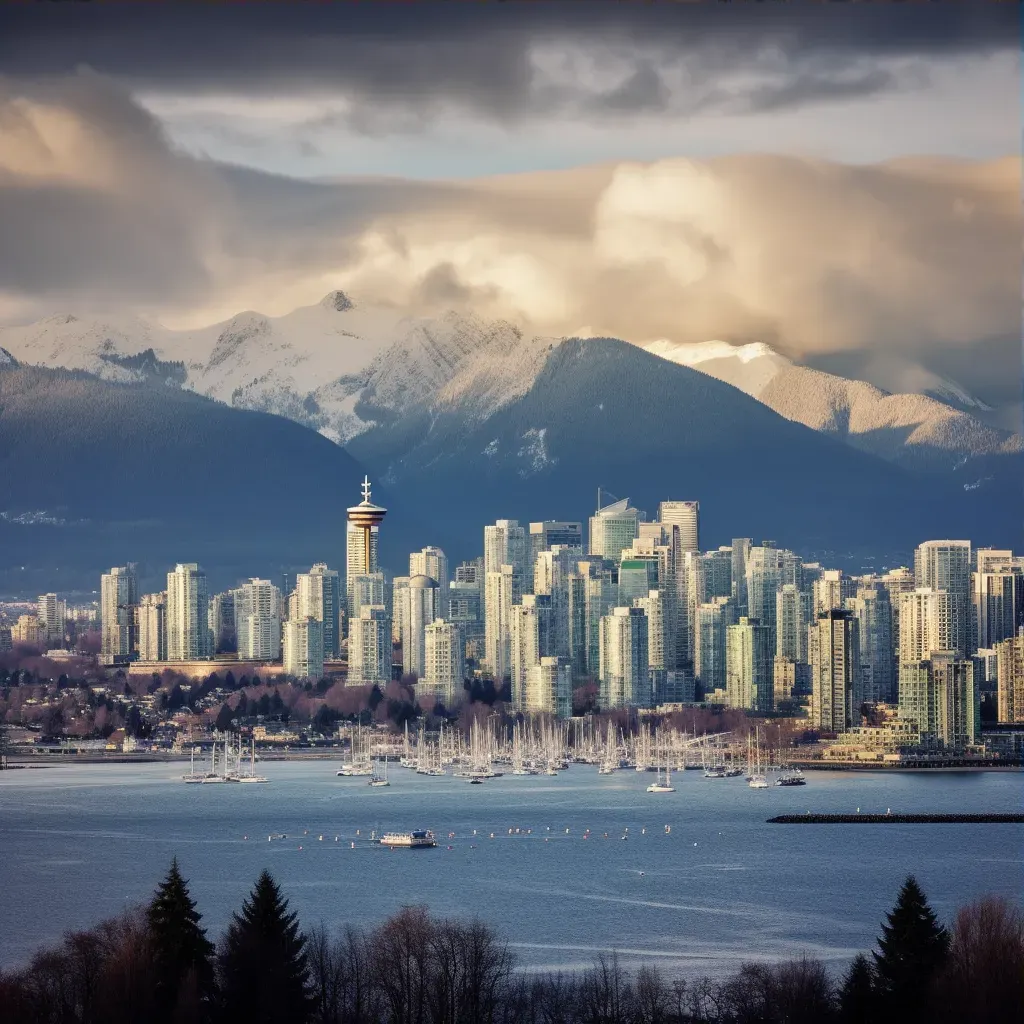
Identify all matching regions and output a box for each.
[369,757,390,787]
[237,735,269,783]
[748,727,769,789]
[182,746,204,783]
[646,759,675,793]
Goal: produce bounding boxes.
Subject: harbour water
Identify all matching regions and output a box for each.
[1,762,1021,976]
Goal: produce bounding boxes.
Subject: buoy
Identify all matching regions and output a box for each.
[319,835,323,841]
[565,828,570,833]
[641,828,646,835]
[447,845,452,850]
[243,835,248,840]
[490,833,495,839]
[356,829,360,836]
[299,846,303,850]
[640,871,645,876]
[693,842,697,847]
[351,842,355,849]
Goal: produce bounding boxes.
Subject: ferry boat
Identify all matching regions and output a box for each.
[378,830,437,848]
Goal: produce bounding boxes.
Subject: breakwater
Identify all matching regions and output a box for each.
[769,813,1024,824]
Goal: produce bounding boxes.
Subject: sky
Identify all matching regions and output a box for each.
[0,4,1019,415]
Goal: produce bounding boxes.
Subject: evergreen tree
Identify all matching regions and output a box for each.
[838,953,875,1023]
[218,870,313,1024]
[147,858,217,1021]
[872,875,949,1022]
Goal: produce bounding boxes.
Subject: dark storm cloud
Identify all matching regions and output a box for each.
[0,4,1014,121]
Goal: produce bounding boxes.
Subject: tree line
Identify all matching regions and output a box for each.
[1,864,1021,1024]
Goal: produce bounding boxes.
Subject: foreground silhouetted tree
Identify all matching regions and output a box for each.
[933,895,1024,1024]
[147,858,217,1022]
[838,953,875,1024]
[218,870,313,1024]
[872,875,948,1023]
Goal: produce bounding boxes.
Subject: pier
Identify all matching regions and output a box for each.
[768,813,1024,824]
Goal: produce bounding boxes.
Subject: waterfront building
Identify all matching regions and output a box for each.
[391,576,409,645]
[696,597,737,696]
[809,609,861,733]
[137,592,167,662]
[166,563,212,661]
[422,619,464,705]
[282,616,324,681]
[236,579,282,661]
[410,547,449,620]
[657,500,699,553]
[295,564,342,657]
[346,477,386,615]
[725,616,773,712]
[599,606,650,709]
[525,656,573,717]
[509,594,552,710]
[589,497,641,562]
[100,566,137,662]
[348,606,391,686]
[448,579,483,660]
[848,583,895,704]
[484,565,516,681]
[996,627,1024,723]
[898,651,978,750]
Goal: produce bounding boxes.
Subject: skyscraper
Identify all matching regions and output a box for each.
[422,619,465,705]
[509,594,553,710]
[776,584,812,664]
[283,616,324,681]
[599,606,650,709]
[534,545,579,658]
[401,575,440,678]
[695,597,736,696]
[346,477,386,615]
[995,627,1024,724]
[349,572,386,622]
[348,606,391,686]
[236,579,282,661]
[410,547,449,620]
[848,584,895,703]
[295,563,342,657]
[484,520,528,590]
[898,588,959,662]
[137,592,167,661]
[208,590,237,654]
[484,565,516,681]
[36,593,66,649]
[915,539,971,653]
[725,616,773,712]
[634,590,667,673]
[657,500,699,553]
[731,538,752,616]
[100,565,138,662]
[813,570,855,614]
[589,497,641,562]
[809,609,861,733]
[529,521,583,569]
[899,652,978,750]
[166,563,212,661]
[973,564,1023,651]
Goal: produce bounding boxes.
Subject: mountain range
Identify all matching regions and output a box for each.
[0,294,1019,589]
[1,291,1018,474]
